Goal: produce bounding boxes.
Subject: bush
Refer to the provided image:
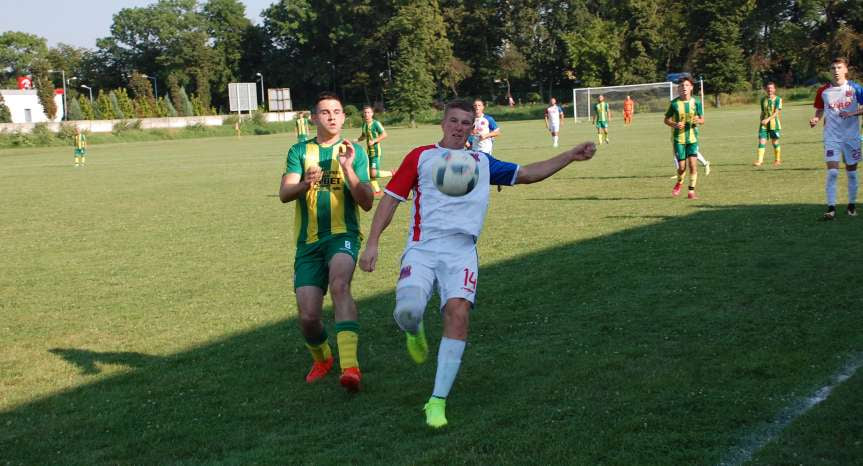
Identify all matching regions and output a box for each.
[223,114,239,127]
[58,123,78,141]
[344,104,359,117]
[112,119,141,135]
[251,110,267,126]
[526,92,542,103]
[31,123,56,145]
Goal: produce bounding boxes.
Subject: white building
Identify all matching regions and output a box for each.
[0,89,64,123]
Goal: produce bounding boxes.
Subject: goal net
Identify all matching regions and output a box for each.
[572,81,675,122]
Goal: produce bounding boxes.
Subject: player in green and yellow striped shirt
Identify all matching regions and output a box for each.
[295,111,313,143]
[593,95,611,144]
[280,91,373,392]
[664,76,705,199]
[73,127,87,167]
[755,82,782,166]
[358,105,390,194]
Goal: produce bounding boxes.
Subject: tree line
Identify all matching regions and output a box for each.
[1,0,862,121]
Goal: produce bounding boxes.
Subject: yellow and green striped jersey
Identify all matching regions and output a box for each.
[665,97,703,144]
[361,119,385,157]
[593,102,610,123]
[295,116,311,137]
[74,133,86,149]
[285,139,370,245]
[760,95,782,130]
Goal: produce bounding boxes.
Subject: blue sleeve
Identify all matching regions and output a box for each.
[485,115,498,131]
[486,153,518,186]
[854,81,863,104]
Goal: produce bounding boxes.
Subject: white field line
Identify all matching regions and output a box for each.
[719,352,863,466]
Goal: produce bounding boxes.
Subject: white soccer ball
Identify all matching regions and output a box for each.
[432,149,480,196]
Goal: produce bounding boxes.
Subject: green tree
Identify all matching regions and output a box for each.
[78,96,95,120]
[560,16,625,87]
[95,91,114,120]
[0,93,12,123]
[67,97,84,120]
[691,1,755,106]
[0,31,48,85]
[389,38,434,127]
[498,43,527,99]
[167,73,185,115]
[178,87,194,116]
[441,57,473,97]
[163,95,178,117]
[202,0,253,106]
[115,88,136,118]
[34,72,58,120]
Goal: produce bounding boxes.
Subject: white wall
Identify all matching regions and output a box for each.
[0,90,64,123]
[0,111,298,134]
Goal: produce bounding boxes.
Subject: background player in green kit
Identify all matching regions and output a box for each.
[73,127,87,167]
[593,95,611,144]
[755,82,782,166]
[295,111,313,143]
[279,92,374,392]
[665,76,705,199]
[358,105,390,195]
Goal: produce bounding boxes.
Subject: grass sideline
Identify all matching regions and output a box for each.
[1,103,861,463]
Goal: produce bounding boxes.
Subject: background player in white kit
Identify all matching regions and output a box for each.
[470,98,500,154]
[809,57,863,219]
[545,97,564,147]
[359,100,596,429]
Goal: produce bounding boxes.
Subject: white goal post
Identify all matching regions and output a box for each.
[572,78,706,121]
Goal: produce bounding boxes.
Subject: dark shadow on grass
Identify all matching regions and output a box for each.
[527,196,663,201]
[2,204,862,464]
[552,175,670,180]
[48,348,164,375]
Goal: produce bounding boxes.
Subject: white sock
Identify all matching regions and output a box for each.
[697,152,709,166]
[848,170,858,204]
[552,136,558,145]
[432,337,465,399]
[827,168,839,206]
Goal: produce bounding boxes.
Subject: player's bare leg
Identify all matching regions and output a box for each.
[673,159,685,196]
[687,156,699,199]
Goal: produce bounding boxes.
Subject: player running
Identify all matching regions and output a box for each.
[73,127,87,167]
[358,105,391,196]
[358,99,597,429]
[593,95,611,143]
[809,57,863,219]
[470,98,500,154]
[544,97,564,147]
[623,95,635,126]
[755,82,782,166]
[279,92,374,391]
[665,77,704,199]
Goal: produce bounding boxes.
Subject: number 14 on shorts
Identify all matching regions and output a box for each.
[462,268,477,293]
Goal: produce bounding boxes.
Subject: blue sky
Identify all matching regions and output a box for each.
[0,0,273,49]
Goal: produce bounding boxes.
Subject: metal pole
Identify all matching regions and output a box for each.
[261,75,265,111]
[61,70,67,121]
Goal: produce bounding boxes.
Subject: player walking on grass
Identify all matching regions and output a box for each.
[593,95,611,144]
[544,97,564,147]
[358,99,597,429]
[358,105,391,195]
[470,98,500,154]
[809,57,863,219]
[295,111,312,143]
[665,77,704,199]
[755,82,783,166]
[73,127,87,167]
[623,95,635,126]
[279,92,374,391]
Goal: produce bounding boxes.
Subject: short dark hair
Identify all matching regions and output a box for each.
[362,104,373,111]
[473,98,484,105]
[764,81,776,88]
[444,99,474,116]
[314,91,343,113]
[678,76,694,85]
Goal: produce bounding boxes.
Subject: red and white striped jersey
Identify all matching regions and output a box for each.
[385,144,519,245]
[814,80,863,143]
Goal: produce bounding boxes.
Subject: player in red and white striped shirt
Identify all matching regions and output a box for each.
[359,99,596,429]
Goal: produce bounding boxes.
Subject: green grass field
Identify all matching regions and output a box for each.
[2,103,861,464]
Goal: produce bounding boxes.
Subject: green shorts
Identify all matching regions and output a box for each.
[368,155,380,171]
[595,121,608,129]
[294,232,360,293]
[758,128,780,140]
[74,148,86,156]
[673,142,700,161]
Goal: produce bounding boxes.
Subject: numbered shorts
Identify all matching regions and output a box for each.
[824,140,862,165]
[397,235,479,310]
[673,142,699,161]
[595,121,608,129]
[548,121,560,133]
[758,128,780,140]
[293,233,360,293]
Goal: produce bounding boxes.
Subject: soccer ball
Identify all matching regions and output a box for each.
[432,149,480,196]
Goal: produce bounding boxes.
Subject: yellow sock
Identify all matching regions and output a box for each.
[370,179,381,192]
[689,172,698,189]
[378,170,393,177]
[677,172,685,184]
[597,133,602,144]
[74,157,80,165]
[81,157,85,165]
[757,147,765,163]
[304,328,332,363]
[774,146,781,162]
[335,321,360,370]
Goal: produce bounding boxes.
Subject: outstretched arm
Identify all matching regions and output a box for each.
[359,195,400,272]
[515,142,596,184]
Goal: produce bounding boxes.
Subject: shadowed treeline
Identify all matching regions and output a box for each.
[2,204,861,464]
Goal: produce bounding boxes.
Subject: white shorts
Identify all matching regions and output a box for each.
[548,121,560,133]
[397,234,478,310]
[824,140,862,165]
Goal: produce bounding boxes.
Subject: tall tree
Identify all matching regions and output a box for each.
[691,0,755,105]
[0,32,48,86]
[0,93,12,123]
[202,0,254,106]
